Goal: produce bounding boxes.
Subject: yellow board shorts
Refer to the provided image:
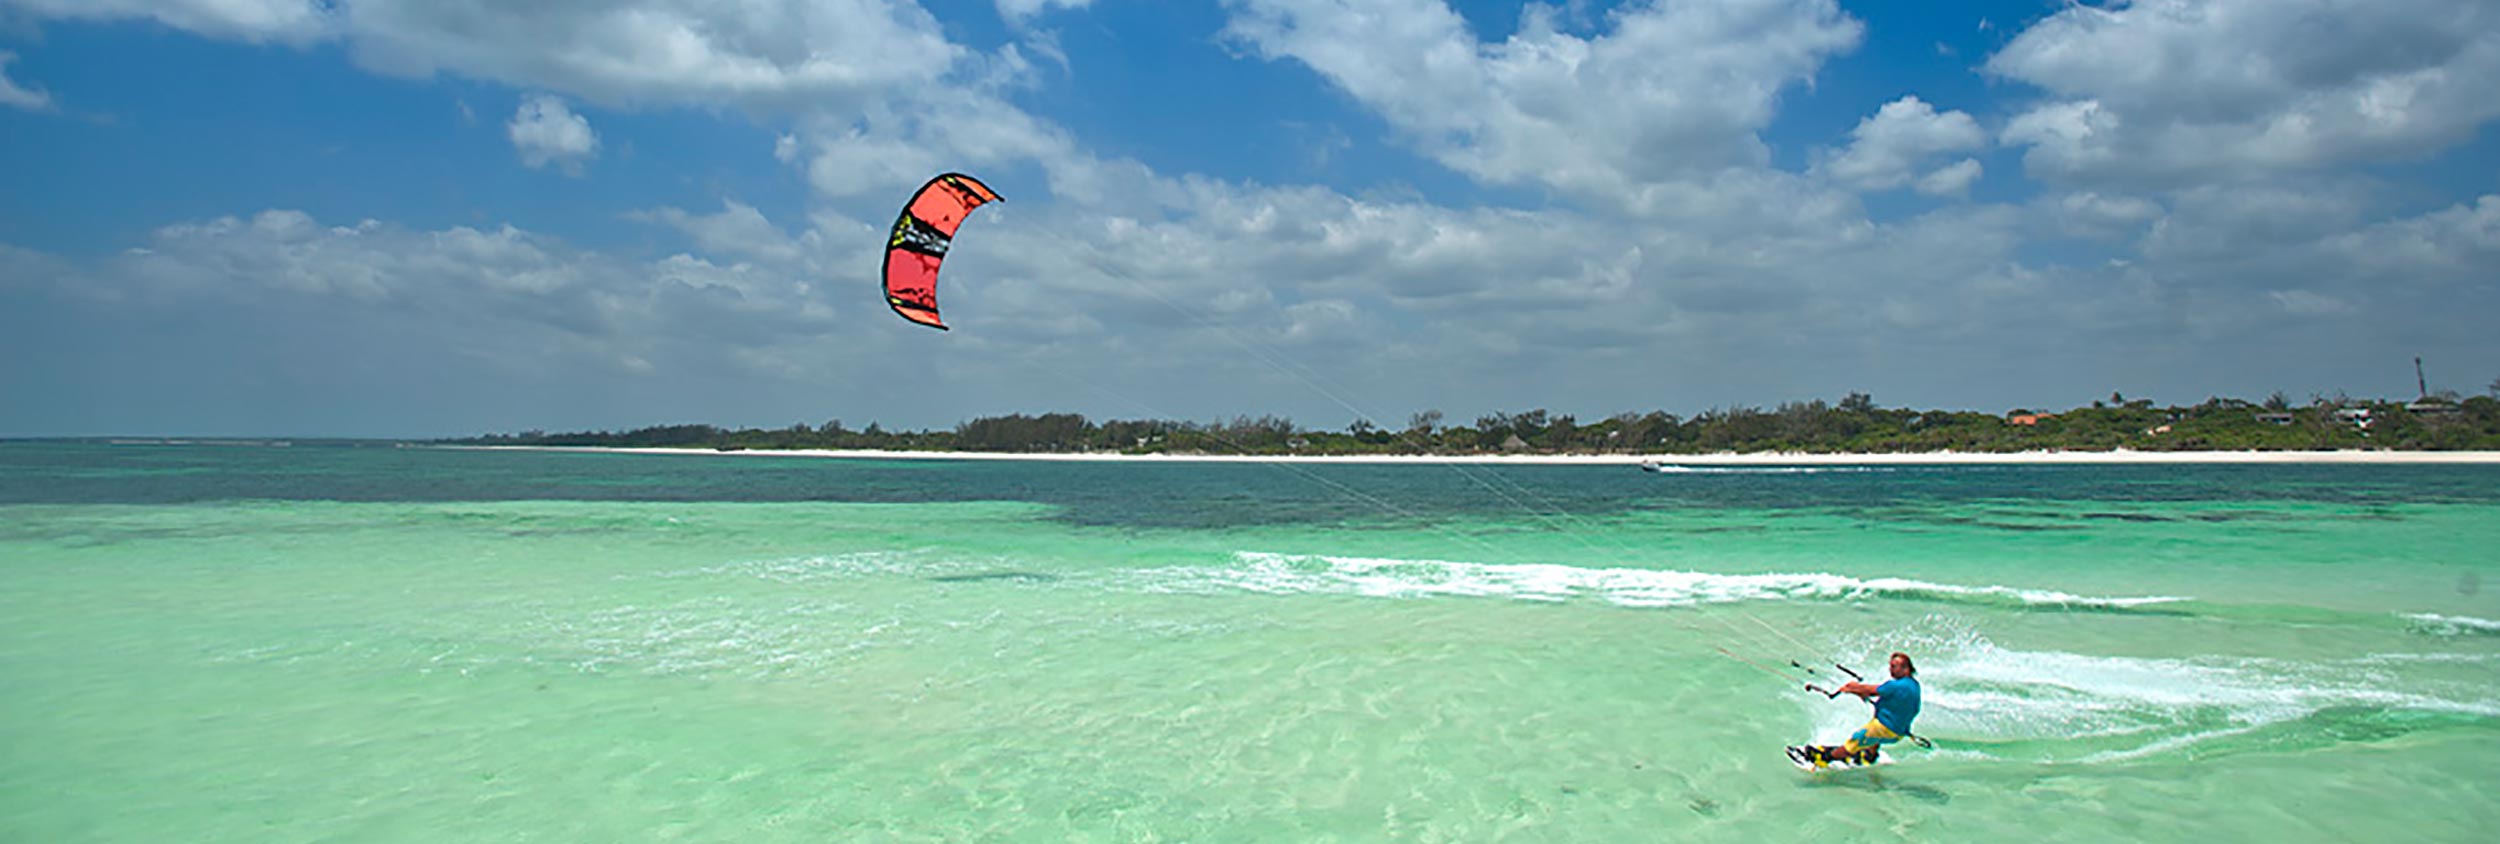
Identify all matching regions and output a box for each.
[1842,719,1902,752]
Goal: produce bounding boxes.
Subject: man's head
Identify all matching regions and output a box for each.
[1888,652,1916,679]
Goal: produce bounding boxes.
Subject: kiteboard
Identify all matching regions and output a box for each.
[1785,745,1889,772]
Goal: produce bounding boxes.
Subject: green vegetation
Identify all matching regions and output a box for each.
[450,391,2500,455]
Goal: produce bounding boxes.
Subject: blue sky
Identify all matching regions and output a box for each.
[3,0,2497,437]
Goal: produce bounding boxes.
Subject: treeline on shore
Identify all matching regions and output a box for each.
[448,391,2500,454]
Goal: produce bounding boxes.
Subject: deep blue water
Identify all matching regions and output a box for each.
[4,442,2497,529]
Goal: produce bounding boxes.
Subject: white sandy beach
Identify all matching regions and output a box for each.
[471,446,2500,465]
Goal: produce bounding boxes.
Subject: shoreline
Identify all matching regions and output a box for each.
[453,445,2500,465]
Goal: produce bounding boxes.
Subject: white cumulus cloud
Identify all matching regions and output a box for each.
[0,0,336,44]
[1,1,1031,199]
[507,94,599,173]
[1818,95,1987,192]
[995,0,1094,24]
[0,50,53,111]
[2051,191,2164,241]
[1914,158,1983,197]
[1221,0,1864,209]
[1990,0,2500,187]
[334,0,966,110]
[631,200,817,268]
[2325,194,2500,279]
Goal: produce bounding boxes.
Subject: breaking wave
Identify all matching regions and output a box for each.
[1132,552,2189,611]
[2403,612,2500,637]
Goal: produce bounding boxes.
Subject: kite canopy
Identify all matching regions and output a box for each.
[882,173,1002,330]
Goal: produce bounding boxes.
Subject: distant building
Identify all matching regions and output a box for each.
[2006,412,2053,426]
[2333,408,2374,429]
[2254,413,2295,425]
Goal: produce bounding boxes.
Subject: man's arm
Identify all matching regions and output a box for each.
[1835,681,1880,700]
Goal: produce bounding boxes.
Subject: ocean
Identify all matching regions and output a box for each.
[3,443,2495,842]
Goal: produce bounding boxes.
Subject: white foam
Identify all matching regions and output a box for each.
[1853,577,2189,608]
[2403,612,2500,635]
[2358,651,2500,664]
[2073,725,2263,764]
[1135,552,2187,611]
[1866,627,2500,764]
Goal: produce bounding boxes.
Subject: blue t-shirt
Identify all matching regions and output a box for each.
[1873,677,1921,734]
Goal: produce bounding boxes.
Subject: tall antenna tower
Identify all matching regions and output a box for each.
[2416,356,2429,399]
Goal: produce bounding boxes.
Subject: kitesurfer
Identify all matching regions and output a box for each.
[1800,651,1921,766]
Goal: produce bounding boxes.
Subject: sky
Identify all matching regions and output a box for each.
[1,0,2496,438]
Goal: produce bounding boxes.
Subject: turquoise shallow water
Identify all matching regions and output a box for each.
[3,444,2497,841]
